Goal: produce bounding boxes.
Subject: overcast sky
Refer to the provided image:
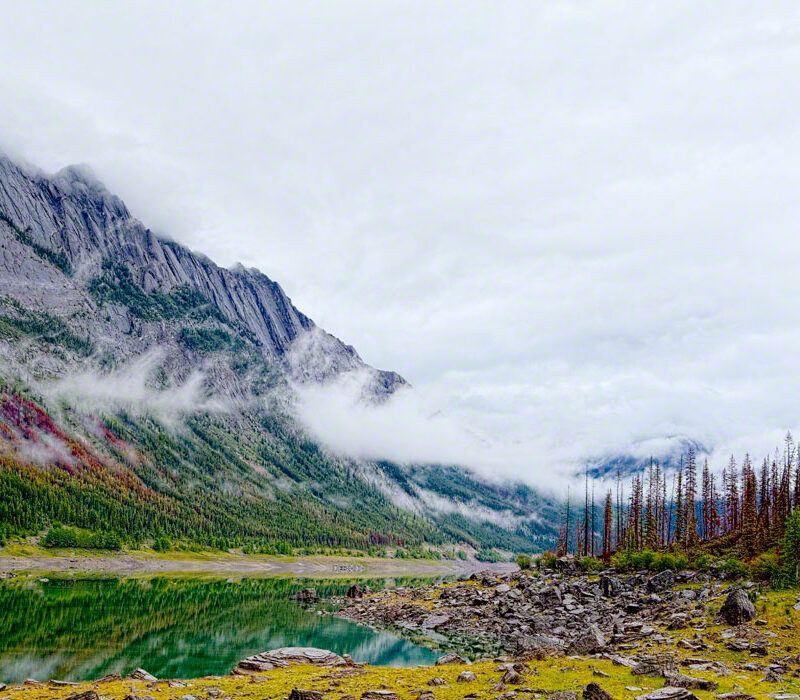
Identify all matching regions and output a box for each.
[3,2,800,481]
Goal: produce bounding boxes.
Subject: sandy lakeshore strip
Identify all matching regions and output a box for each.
[0,550,516,578]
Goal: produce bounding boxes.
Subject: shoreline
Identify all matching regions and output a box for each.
[0,549,517,578]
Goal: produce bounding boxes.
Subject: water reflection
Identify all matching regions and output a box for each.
[0,576,440,683]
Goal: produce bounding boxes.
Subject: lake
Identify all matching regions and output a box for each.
[0,576,442,684]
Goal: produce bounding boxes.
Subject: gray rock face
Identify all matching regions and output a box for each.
[720,588,756,625]
[0,154,404,396]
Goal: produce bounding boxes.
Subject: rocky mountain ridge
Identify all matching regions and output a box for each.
[0,153,403,396]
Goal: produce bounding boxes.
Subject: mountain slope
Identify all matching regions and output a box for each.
[0,154,558,554]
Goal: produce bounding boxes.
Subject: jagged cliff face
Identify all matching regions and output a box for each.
[0,155,404,396]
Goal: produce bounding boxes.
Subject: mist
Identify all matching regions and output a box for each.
[44,351,226,428]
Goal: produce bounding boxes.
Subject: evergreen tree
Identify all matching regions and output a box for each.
[602,491,613,561]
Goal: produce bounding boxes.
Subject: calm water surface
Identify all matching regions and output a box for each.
[0,576,441,683]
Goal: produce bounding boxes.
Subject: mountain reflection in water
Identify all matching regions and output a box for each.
[0,576,441,683]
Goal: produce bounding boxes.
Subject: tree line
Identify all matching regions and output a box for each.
[556,434,800,583]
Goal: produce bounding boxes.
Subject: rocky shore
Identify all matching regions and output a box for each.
[333,566,800,691]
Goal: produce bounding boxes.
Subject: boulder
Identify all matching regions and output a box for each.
[584,683,614,700]
[123,696,155,700]
[97,674,123,683]
[720,588,756,625]
[435,653,467,665]
[550,693,580,700]
[235,647,346,674]
[635,689,700,700]
[426,678,446,687]
[599,575,622,598]
[65,693,99,700]
[289,691,323,700]
[663,673,718,692]
[457,671,477,683]
[422,613,450,629]
[502,670,524,685]
[714,694,755,700]
[128,669,157,682]
[646,570,675,593]
[361,692,401,700]
[569,625,606,655]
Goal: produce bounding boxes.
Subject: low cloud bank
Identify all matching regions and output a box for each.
[291,369,576,496]
[44,351,225,427]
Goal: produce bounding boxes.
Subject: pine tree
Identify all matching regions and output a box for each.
[741,453,758,558]
[674,465,684,548]
[644,459,657,550]
[725,455,739,533]
[684,447,698,547]
[602,491,613,561]
[701,459,711,539]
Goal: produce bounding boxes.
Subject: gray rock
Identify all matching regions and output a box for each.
[289,691,323,700]
[457,672,477,683]
[423,614,451,629]
[663,672,718,692]
[583,683,614,700]
[127,669,157,682]
[435,653,467,665]
[646,570,675,593]
[569,625,606,655]
[635,688,700,700]
[65,693,99,700]
[550,693,579,700]
[720,588,756,625]
[236,647,346,674]
[361,692,401,700]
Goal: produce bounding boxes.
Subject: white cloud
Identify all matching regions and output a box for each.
[2,2,800,482]
[46,351,226,426]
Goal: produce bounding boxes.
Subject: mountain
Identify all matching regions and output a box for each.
[0,153,558,554]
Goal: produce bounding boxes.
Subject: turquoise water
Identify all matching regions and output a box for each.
[0,576,440,683]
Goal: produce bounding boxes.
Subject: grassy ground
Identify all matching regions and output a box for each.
[4,652,799,700]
